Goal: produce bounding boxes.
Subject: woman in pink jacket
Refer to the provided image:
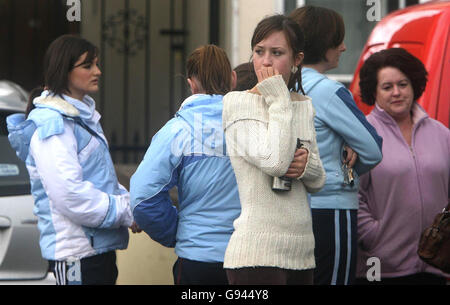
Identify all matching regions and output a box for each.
[356,48,450,284]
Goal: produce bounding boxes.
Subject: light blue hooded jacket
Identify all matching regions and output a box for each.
[302,67,383,210]
[130,94,241,263]
[6,91,132,261]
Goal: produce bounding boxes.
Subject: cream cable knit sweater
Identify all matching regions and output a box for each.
[222,75,326,270]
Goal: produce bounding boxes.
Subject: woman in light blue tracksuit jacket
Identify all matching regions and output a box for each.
[7,35,133,285]
[130,45,241,285]
[290,6,383,285]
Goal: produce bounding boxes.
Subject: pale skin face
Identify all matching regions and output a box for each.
[304,41,346,74]
[324,41,346,71]
[375,66,414,122]
[251,30,303,85]
[67,52,101,101]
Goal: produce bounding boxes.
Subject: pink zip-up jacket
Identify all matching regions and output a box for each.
[356,103,450,279]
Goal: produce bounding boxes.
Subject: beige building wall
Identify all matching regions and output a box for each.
[222,0,283,68]
[237,0,282,65]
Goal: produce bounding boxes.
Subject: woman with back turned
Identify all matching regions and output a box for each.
[131,45,241,285]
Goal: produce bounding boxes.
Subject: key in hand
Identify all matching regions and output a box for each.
[342,163,355,187]
[342,148,355,187]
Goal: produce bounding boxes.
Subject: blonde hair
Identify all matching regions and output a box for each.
[186,45,232,95]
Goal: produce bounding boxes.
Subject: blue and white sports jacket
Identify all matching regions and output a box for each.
[302,67,383,210]
[130,94,241,263]
[7,91,132,261]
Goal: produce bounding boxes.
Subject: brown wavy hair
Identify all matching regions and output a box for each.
[233,62,258,91]
[359,48,428,105]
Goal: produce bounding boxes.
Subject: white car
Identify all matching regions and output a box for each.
[0,81,55,284]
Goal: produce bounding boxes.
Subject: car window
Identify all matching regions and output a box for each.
[0,111,31,196]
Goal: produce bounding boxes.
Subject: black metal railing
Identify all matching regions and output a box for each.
[99,0,188,164]
[110,130,147,164]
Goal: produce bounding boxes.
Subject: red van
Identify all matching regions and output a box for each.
[349,1,450,128]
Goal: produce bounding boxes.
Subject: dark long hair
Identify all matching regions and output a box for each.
[251,14,305,94]
[26,35,98,117]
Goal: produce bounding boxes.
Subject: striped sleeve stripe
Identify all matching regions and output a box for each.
[336,87,383,150]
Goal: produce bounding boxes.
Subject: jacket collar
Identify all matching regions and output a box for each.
[34,91,100,124]
[34,95,79,117]
[178,94,222,111]
[372,102,428,127]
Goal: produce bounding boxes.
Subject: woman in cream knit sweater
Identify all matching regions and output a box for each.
[222,15,326,285]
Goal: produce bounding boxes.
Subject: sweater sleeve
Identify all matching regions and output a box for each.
[30,121,133,229]
[223,75,296,177]
[296,102,326,193]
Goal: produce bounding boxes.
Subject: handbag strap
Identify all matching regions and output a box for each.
[63,115,108,147]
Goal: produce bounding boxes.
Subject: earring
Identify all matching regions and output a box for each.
[291,66,298,74]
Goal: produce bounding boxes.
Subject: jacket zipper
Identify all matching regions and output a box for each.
[408,124,426,271]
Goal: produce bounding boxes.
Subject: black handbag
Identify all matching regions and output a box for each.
[417,203,450,273]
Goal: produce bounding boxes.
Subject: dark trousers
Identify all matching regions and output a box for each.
[355,273,448,285]
[226,267,314,285]
[49,251,118,285]
[311,209,357,285]
[172,257,229,285]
